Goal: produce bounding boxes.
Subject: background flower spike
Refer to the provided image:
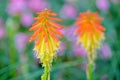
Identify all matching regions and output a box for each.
[74,10,105,80]
[29,9,63,80]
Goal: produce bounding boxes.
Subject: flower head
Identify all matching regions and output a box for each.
[75,11,105,52]
[75,11,105,80]
[29,9,63,80]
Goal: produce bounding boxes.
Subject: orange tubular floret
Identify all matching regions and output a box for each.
[49,31,59,42]
[50,13,57,16]
[36,37,43,45]
[49,27,63,37]
[50,22,63,30]
[48,17,62,22]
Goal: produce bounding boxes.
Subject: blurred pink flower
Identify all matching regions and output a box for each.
[100,44,111,59]
[96,0,109,11]
[21,13,33,27]
[28,0,49,12]
[7,0,27,15]
[15,33,29,52]
[60,4,77,19]
[73,44,87,57]
[57,42,66,56]
[0,19,6,39]
[63,26,77,42]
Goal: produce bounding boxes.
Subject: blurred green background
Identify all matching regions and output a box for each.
[0,0,120,80]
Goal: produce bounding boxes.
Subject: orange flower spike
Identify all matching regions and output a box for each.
[29,9,63,80]
[75,11,105,80]
[75,11,105,52]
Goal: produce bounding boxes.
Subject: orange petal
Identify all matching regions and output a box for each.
[29,25,39,31]
[44,30,48,42]
[29,27,43,42]
[49,27,63,37]
[32,21,41,27]
[49,31,59,42]
[36,36,43,45]
[49,17,62,22]
[51,13,57,16]
[94,22,105,31]
[29,31,38,42]
[50,22,63,30]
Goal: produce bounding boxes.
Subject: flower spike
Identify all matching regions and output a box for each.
[75,11,105,52]
[29,9,63,80]
[74,11,105,80]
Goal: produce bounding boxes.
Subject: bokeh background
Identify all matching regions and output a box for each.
[0,0,120,80]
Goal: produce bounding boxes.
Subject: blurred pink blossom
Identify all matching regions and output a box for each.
[21,13,33,27]
[63,26,77,42]
[96,0,109,11]
[15,33,29,52]
[100,44,111,59]
[8,0,27,15]
[0,19,6,39]
[57,42,66,56]
[28,0,50,12]
[60,4,77,19]
[73,44,87,57]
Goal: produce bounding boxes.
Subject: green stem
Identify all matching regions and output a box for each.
[87,48,95,80]
[87,62,93,80]
[41,63,50,80]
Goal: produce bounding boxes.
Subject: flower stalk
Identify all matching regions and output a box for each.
[42,62,50,80]
[87,62,93,80]
[87,48,95,80]
[74,11,105,80]
[29,9,63,80]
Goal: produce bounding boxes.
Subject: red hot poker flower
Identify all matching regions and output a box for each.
[29,9,63,80]
[75,11,105,52]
